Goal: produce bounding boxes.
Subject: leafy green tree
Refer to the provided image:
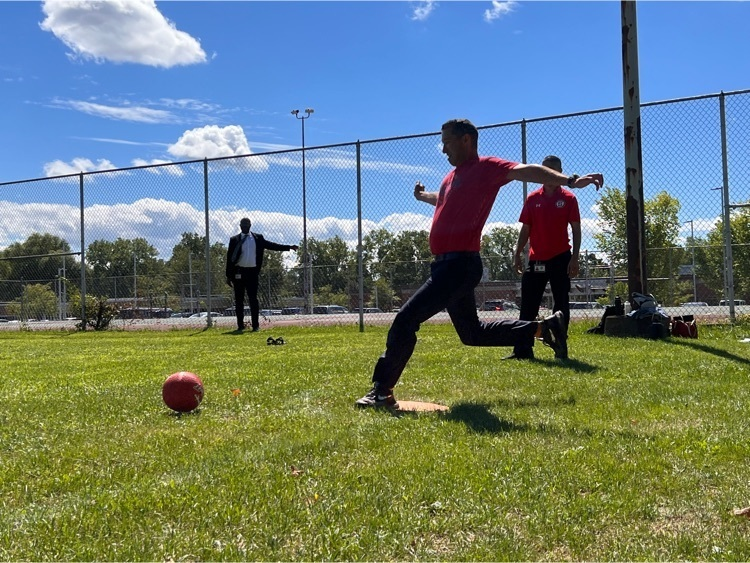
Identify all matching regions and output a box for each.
[165,233,228,311]
[307,236,356,295]
[7,283,58,320]
[257,251,291,309]
[371,277,399,311]
[0,233,77,301]
[480,226,520,281]
[381,230,431,289]
[698,208,750,301]
[85,238,165,303]
[593,187,629,270]
[594,187,682,303]
[362,228,396,280]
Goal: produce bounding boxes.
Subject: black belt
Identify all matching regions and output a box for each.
[433,251,480,262]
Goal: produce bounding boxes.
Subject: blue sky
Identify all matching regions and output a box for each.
[1,1,749,258]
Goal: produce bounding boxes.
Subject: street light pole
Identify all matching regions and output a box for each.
[291,108,314,313]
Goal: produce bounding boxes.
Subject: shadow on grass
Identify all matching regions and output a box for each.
[222,329,246,336]
[441,402,529,434]
[165,408,202,418]
[514,356,599,373]
[666,337,750,366]
[555,357,599,373]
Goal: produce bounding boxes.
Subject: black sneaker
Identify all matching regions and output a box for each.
[355,387,398,409]
[541,311,568,359]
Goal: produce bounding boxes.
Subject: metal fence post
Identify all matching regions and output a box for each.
[356,141,365,332]
[719,92,736,322]
[79,172,87,330]
[204,158,212,327]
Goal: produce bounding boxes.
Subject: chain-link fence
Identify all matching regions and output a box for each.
[1,89,748,331]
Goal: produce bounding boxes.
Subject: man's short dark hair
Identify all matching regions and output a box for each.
[442,119,479,145]
[542,155,562,170]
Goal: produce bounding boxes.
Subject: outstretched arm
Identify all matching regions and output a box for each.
[508,164,604,191]
[414,181,438,206]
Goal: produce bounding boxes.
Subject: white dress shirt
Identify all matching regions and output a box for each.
[236,234,257,268]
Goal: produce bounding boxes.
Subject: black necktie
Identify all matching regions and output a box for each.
[232,234,246,263]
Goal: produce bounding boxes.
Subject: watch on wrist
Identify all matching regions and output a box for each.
[566,174,580,187]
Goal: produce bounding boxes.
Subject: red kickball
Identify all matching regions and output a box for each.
[162,371,204,413]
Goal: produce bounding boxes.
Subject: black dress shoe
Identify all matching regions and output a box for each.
[502,352,534,360]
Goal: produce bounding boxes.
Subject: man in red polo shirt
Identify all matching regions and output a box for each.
[355,119,603,409]
[507,155,580,360]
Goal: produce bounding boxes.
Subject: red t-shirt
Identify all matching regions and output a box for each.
[518,186,580,261]
[430,156,517,255]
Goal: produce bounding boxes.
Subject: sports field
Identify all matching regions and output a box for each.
[2,321,749,560]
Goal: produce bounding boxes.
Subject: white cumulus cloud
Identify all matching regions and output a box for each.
[40,0,207,68]
[484,0,516,23]
[131,159,185,176]
[167,125,270,171]
[43,157,119,177]
[412,0,437,21]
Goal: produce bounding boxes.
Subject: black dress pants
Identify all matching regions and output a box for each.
[513,250,571,357]
[233,267,260,330]
[372,254,538,392]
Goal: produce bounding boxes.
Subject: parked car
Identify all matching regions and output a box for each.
[681,301,708,307]
[281,307,304,315]
[312,305,349,314]
[170,312,193,318]
[353,307,384,314]
[188,311,222,318]
[260,309,283,316]
[569,302,604,309]
[480,300,519,311]
[224,306,251,317]
[719,299,746,306]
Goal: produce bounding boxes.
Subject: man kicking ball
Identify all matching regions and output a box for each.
[356,118,603,409]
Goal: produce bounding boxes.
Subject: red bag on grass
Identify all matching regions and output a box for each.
[672,318,698,338]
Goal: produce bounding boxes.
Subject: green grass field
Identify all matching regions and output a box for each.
[2,321,750,561]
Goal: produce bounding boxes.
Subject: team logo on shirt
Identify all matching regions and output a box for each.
[556,200,566,208]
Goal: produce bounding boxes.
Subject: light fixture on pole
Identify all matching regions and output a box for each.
[683,220,697,301]
[291,108,314,313]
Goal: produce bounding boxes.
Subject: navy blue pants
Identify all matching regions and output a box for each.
[372,254,538,392]
[233,267,260,330]
[513,250,571,357]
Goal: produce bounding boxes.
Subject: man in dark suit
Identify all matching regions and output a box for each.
[226,217,298,332]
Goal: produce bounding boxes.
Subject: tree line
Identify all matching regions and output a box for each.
[1,188,747,319]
